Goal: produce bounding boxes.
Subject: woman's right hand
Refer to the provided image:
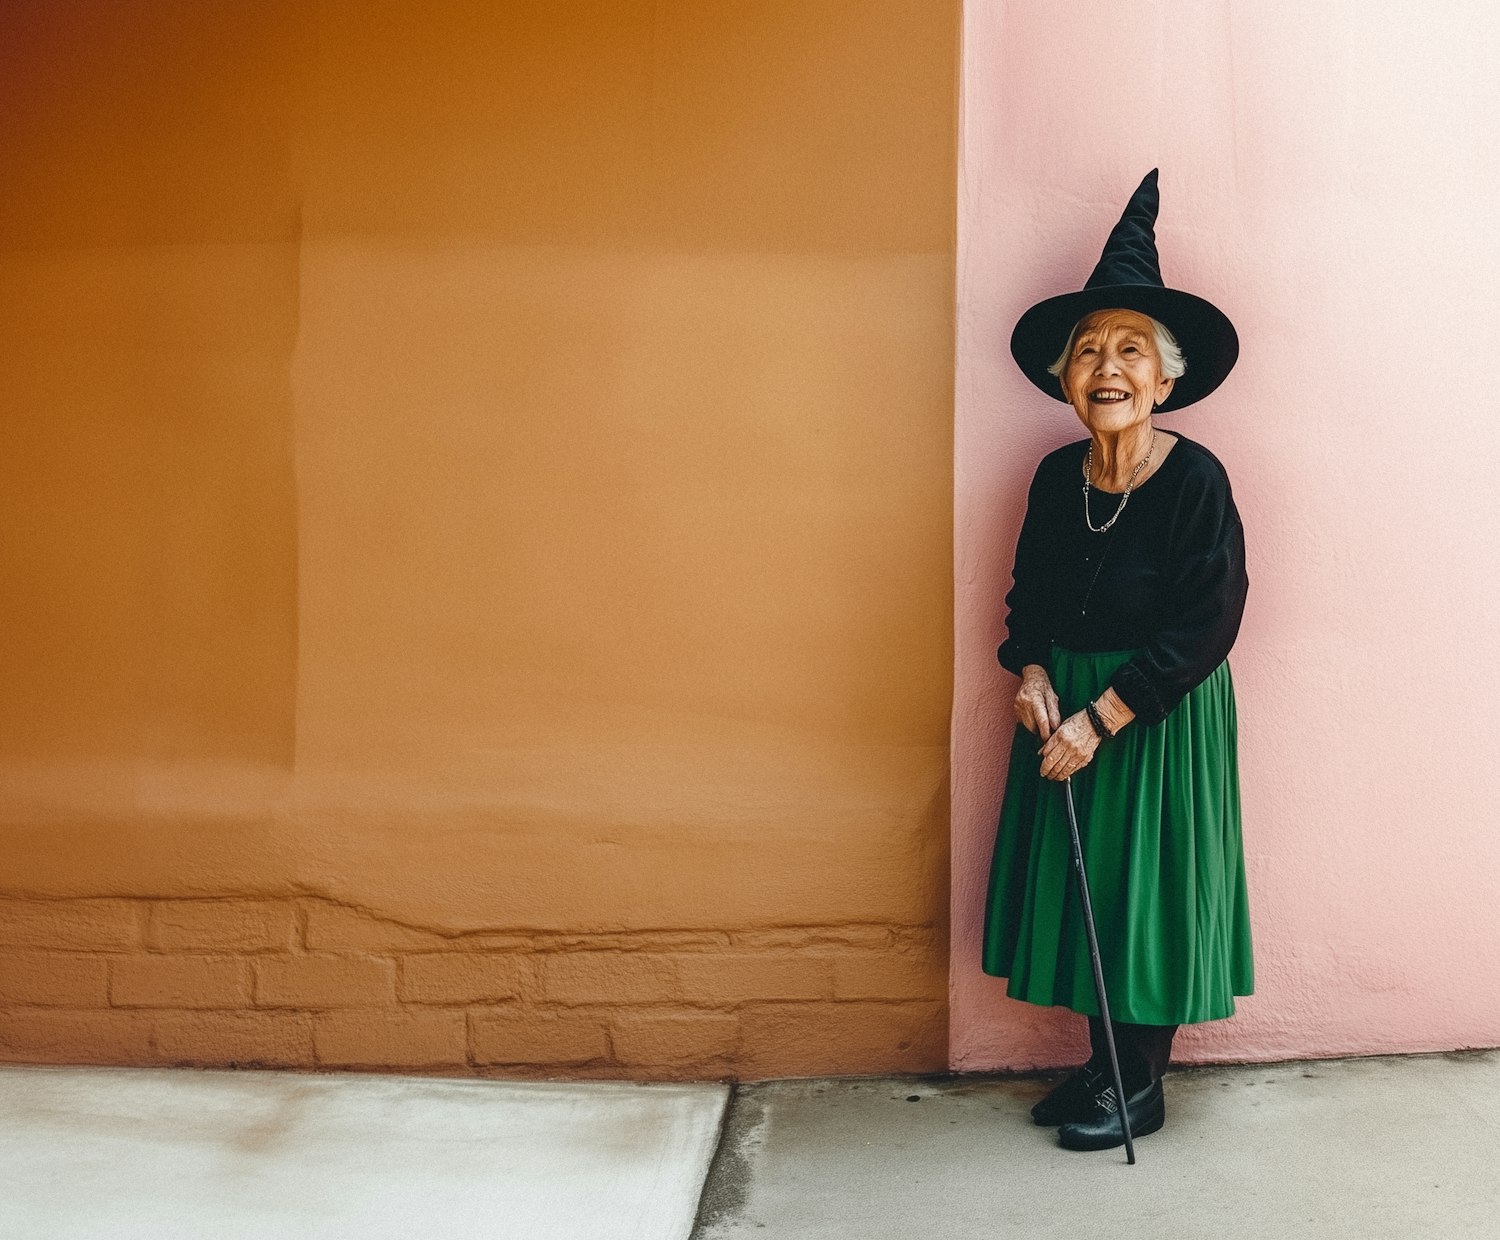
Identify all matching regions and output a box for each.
[1014,664,1062,740]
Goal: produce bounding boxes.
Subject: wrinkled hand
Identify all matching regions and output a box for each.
[1038,711,1101,782]
[1014,664,1061,740]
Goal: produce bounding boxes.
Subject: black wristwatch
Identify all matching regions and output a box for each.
[1084,699,1114,740]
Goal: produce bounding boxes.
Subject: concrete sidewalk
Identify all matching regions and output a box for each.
[695,1050,1500,1239]
[0,1066,726,1240]
[1,1050,1496,1239]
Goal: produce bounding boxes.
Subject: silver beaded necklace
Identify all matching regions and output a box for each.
[1082,429,1155,534]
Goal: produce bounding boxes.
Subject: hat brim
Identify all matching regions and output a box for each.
[1009,284,1238,413]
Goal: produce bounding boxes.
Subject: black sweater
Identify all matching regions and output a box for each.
[996,431,1249,727]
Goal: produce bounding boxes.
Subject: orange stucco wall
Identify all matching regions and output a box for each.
[0,1,956,1078]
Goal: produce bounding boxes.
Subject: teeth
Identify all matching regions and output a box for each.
[1091,391,1129,400]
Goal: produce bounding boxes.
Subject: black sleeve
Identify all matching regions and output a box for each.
[996,463,1055,676]
[1105,464,1249,727]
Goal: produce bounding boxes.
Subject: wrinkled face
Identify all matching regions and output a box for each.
[1060,308,1175,431]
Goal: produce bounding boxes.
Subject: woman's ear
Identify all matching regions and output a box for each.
[1155,374,1175,405]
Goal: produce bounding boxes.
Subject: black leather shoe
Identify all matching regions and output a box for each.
[1056,1077,1165,1150]
[1029,1062,1108,1126]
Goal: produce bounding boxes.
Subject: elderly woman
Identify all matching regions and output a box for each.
[981,170,1253,1152]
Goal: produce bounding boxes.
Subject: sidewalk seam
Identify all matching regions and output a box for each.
[687,1082,741,1239]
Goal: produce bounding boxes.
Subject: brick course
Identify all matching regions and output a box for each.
[0,899,143,951]
[149,900,297,953]
[470,1008,610,1065]
[0,1009,154,1064]
[0,895,947,1079]
[111,955,253,1009]
[399,953,527,1005]
[254,955,397,1009]
[152,1010,314,1067]
[0,952,110,1006]
[315,1011,468,1068]
[610,1010,740,1066]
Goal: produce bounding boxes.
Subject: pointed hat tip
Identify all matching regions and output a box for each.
[1120,168,1160,222]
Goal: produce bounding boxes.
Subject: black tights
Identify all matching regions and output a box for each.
[1087,1015,1178,1095]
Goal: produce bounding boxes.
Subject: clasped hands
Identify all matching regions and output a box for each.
[1013,664,1103,782]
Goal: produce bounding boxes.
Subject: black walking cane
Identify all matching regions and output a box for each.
[1063,775,1137,1164]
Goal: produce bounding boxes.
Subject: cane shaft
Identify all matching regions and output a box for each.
[1064,776,1136,1164]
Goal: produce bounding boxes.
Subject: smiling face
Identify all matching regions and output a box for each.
[1060,308,1175,433]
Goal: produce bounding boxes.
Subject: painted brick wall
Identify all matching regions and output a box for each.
[0,898,946,1080]
[0,0,955,1080]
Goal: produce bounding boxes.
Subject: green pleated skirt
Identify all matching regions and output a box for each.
[981,643,1254,1025]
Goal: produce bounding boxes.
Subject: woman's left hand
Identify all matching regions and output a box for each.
[1037,711,1101,781]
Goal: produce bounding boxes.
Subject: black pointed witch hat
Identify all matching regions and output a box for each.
[1009,169,1238,413]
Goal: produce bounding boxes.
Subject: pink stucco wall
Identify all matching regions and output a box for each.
[952,1,1500,1070]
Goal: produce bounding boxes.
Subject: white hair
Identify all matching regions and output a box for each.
[1046,314,1186,380]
